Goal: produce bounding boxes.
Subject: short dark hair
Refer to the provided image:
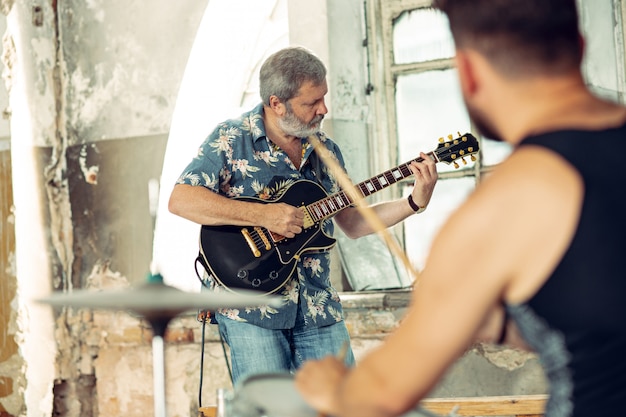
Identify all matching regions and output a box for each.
[259,46,327,106]
[433,0,583,77]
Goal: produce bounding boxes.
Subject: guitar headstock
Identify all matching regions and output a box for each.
[434,132,480,168]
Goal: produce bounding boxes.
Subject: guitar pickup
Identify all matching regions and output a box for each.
[241,228,262,258]
[302,206,314,229]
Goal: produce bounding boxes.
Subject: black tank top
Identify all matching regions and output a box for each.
[506,122,626,417]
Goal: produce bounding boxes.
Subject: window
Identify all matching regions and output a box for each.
[362,0,626,279]
[365,0,511,274]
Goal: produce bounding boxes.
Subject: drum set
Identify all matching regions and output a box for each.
[38,273,447,417]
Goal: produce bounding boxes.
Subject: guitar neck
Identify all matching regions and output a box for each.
[305,152,435,222]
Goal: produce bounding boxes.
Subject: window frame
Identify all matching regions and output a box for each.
[343,0,625,289]
[363,0,484,263]
[364,0,484,194]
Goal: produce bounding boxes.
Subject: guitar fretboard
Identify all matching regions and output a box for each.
[306,153,432,222]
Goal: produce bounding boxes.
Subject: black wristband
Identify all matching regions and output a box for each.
[407,194,424,213]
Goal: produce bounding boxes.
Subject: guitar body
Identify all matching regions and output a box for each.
[199,180,336,294]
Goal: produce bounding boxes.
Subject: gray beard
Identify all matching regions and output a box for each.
[278,112,323,138]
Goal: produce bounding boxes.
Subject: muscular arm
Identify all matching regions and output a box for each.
[295,146,583,417]
[168,183,306,238]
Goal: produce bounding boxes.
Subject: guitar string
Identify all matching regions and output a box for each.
[307,136,474,221]
[310,163,412,222]
[305,136,477,225]
[306,135,421,284]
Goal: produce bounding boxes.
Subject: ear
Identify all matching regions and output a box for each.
[268,95,286,116]
[455,50,478,99]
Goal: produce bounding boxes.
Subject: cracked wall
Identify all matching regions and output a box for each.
[5,0,621,415]
[1,149,23,417]
[0,4,18,416]
[2,0,208,415]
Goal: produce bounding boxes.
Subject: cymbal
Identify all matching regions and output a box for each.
[36,278,282,319]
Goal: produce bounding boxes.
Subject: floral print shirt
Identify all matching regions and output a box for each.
[176,103,347,329]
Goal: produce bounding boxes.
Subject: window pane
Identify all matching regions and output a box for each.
[579,0,623,102]
[396,70,474,173]
[403,177,475,272]
[393,8,455,64]
[481,139,513,166]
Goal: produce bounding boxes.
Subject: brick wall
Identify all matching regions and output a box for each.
[84,290,547,417]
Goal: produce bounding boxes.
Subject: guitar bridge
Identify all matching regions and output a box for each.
[241,228,262,258]
[255,226,271,250]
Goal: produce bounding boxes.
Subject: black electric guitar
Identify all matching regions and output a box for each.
[197,133,479,295]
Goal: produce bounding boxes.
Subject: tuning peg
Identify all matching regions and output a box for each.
[439,137,444,143]
[448,134,453,140]
[453,161,459,169]
[457,131,461,137]
[462,157,467,165]
[471,155,476,162]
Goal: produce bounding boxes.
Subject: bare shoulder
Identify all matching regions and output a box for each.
[426,145,584,302]
[443,144,581,235]
[488,144,581,194]
[477,145,584,302]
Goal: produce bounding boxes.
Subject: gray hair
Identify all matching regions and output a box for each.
[259,46,327,106]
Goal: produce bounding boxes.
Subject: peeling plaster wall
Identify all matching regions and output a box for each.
[1,0,621,416]
[0,6,18,417]
[49,0,207,414]
[58,0,203,142]
[6,1,58,415]
[0,150,22,417]
[4,0,208,415]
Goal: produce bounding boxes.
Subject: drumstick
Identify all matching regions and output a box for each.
[307,135,421,284]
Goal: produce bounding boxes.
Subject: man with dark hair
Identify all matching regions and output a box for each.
[168,46,438,384]
[295,1,626,416]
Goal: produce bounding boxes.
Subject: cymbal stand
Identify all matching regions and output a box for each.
[147,179,169,416]
[147,315,171,417]
[135,272,181,417]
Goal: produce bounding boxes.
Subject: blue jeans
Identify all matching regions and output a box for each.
[215,313,355,385]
